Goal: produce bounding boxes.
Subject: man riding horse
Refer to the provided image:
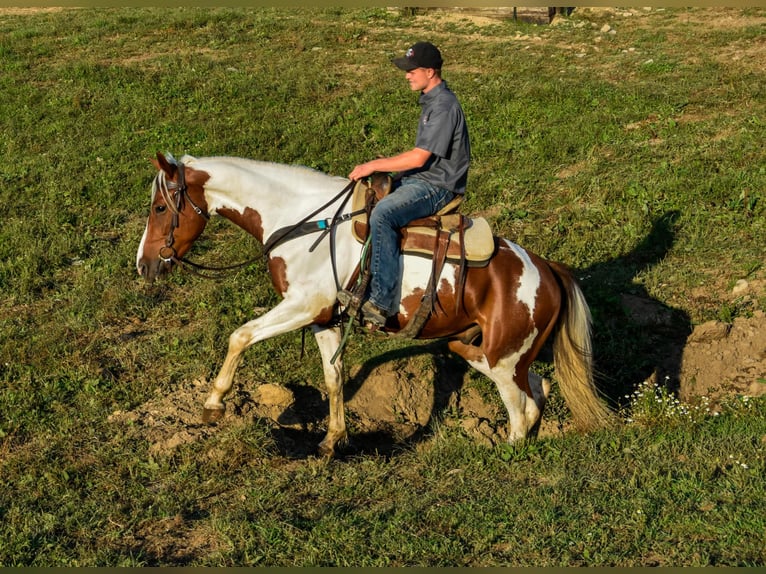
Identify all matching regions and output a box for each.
[346,41,471,329]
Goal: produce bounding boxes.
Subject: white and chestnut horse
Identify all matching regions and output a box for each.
[136,152,613,456]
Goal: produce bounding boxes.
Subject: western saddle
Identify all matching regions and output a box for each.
[340,173,495,337]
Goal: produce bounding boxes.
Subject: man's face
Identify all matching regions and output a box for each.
[405,67,432,92]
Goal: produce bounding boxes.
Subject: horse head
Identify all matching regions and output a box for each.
[136,151,211,282]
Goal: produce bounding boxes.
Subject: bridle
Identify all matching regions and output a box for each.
[156,161,263,279]
[155,159,358,282]
[158,160,209,263]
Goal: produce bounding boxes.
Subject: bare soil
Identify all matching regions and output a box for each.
[110,277,765,458]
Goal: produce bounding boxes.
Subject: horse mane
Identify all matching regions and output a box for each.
[151,153,348,216]
[183,155,348,195]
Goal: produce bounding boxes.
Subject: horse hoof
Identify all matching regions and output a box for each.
[202,407,224,424]
[316,442,335,459]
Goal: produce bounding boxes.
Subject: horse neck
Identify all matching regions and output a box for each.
[199,159,349,240]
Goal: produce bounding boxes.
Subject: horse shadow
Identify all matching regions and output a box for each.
[270,341,468,459]
[577,210,691,403]
[270,211,690,458]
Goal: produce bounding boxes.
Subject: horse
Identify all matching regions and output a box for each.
[136,152,614,457]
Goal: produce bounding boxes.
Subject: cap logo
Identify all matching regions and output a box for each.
[406,48,415,59]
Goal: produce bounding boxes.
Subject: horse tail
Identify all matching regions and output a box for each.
[548,261,615,432]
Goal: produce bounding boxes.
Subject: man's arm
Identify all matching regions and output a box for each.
[348,147,431,181]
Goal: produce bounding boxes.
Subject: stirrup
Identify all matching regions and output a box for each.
[337,289,354,308]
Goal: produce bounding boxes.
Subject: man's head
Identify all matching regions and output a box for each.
[392,41,443,73]
[392,41,444,93]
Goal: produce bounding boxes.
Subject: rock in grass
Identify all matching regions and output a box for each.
[688,321,731,343]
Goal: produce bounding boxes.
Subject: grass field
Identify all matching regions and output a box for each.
[1,6,765,566]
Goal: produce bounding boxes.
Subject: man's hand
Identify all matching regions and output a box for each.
[348,162,375,181]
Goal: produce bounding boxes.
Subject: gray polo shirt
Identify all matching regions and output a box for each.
[408,80,470,195]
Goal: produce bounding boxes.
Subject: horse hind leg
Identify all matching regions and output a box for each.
[526,371,551,438]
[451,340,545,443]
[483,357,544,443]
[450,352,550,443]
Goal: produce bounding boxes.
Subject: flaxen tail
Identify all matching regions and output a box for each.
[549,261,615,432]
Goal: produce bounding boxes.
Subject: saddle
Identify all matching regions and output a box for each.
[350,174,495,267]
[343,174,495,338]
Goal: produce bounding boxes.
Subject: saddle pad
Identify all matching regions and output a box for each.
[401,216,495,265]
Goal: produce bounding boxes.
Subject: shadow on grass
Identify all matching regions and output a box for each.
[577,210,691,403]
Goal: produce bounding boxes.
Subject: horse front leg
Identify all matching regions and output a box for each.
[201,300,318,423]
[311,325,347,458]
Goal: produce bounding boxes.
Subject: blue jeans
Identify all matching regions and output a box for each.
[367,177,455,315]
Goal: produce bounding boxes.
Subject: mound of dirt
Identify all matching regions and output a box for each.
[677,278,766,403]
[109,378,227,457]
[618,279,766,406]
[679,310,766,403]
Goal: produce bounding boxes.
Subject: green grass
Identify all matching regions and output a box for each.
[0,6,765,566]
[1,394,763,566]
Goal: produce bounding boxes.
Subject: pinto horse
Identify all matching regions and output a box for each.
[136,152,613,456]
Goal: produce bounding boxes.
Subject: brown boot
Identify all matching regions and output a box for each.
[361,300,387,328]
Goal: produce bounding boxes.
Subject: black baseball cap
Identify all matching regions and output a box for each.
[392,41,443,71]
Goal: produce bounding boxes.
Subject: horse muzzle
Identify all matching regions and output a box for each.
[137,256,175,283]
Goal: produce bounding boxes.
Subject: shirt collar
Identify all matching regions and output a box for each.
[419,80,447,105]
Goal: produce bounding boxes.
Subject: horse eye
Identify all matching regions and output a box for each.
[155,205,167,214]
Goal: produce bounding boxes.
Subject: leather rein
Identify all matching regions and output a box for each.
[159,160,359,284]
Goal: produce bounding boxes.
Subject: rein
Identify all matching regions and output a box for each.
[262,179,357,257]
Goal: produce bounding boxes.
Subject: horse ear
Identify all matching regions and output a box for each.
[153,151,176,177]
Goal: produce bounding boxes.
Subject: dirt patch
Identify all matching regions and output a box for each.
[0,8,68,15]
[108,350,513,457]
[680,309,766,403]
